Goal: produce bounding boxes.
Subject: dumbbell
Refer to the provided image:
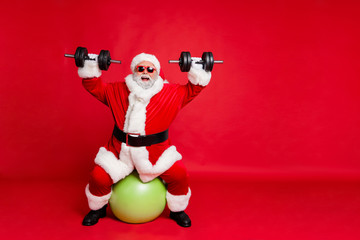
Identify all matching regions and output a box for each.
[64,46,121,71]
[169,52,223,72]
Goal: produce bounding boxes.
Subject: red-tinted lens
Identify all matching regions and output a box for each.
[137,66,145,72]
[147,67,155,73]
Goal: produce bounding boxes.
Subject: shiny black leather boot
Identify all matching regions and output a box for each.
[170,211,191,227]
[82,205,107,226]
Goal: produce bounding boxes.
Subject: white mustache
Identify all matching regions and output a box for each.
[133,73,157,89]
[135,74,153,81]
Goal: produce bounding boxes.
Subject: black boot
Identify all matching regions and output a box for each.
[82,205,107,226]
[170,211,191,227]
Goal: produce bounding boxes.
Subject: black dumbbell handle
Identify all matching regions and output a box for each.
[168,59,223,64]
[64,54,95,61]
[195,60,224,64]
[64,54,121,64]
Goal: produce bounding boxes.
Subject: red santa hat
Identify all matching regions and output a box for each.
[130,53,161,74]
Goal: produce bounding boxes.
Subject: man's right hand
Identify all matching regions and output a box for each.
[78,53,102,79]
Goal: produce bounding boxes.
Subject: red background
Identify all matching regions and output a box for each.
[1,1,360,239]
[1,0,359,180]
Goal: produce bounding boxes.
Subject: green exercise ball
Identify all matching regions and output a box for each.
[109,171,167,223]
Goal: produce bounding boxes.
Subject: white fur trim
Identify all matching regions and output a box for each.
[85,184,112,210]
[78,54,102,78]
[188,67,211,86]
[166,188,191,212]
[130,53,161,74]
[124,93,148,135]
[94,147,134,183]
[125,74,164,105]
[124,74,164,134]
[119,73,179,182]
[131,146,182,182]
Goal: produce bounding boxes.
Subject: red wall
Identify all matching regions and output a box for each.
[1,0,360,180]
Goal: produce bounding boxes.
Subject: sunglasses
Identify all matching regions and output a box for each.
[137,66,156,73]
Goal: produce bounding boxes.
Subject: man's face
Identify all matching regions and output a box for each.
[133,61,158,89]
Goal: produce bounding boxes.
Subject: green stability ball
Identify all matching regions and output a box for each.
[109,171,167,224]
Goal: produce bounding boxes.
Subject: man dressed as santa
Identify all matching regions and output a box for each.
[78,52,211,227]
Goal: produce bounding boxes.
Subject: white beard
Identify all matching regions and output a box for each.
[125,73,164,104]
[133,73,158,89]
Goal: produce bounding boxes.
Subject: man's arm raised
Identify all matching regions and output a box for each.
[78,54,108,105]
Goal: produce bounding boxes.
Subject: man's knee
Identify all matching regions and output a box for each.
[162,162,190,195]
[171,168,189,183]
[166,162,189,183]
[89,165,113,190]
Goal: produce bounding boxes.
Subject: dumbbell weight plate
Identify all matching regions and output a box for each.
[180,52,191,72]
[74,47,88,68]
[202,52,214,72]
[98,50,111,71]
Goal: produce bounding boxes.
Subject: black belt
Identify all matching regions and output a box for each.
[112,125,169,147]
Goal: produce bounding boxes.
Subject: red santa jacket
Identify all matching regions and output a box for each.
[82,74,206,183]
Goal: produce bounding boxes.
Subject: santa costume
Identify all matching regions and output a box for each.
[78,53,211,227]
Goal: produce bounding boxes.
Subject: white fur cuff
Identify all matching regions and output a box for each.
[132,146,182,183]
[78,54,102,78]
[166,188,191,212]
[85,184,112,210]
[188,67,211,86]
[94,147,134,183]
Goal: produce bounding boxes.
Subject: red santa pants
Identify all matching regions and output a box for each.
[87,160,190,209]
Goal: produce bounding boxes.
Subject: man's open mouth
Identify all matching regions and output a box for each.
[141,76,150,81]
